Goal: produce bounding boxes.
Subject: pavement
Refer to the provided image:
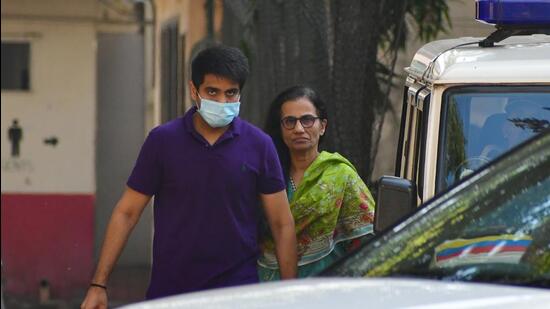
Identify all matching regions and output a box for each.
[2,266,150,309]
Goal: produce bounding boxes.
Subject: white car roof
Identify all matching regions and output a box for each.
[406,35,550,85]
[121,278,550,309]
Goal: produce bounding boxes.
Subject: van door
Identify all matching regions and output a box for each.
[396,78,431,204]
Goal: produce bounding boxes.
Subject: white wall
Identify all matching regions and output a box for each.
[1,19,96,193]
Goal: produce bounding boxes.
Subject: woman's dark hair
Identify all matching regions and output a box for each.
[191,45,250,90]
[264,85,328,178]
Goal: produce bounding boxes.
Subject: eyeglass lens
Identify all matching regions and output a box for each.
[281,115,318,129]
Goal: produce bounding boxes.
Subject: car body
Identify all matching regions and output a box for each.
[121,278,550,309]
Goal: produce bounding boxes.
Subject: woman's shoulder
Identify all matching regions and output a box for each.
[320,152,358,173]
[319,151,355,168]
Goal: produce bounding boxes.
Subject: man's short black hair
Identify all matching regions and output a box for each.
[191,45,250,90]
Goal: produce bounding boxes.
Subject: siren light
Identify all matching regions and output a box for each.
[475,0,550,47]
[476,0,550,25]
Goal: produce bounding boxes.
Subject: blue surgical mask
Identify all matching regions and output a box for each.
[196,94,240,128]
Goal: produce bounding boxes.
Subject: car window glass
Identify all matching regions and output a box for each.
[437,88,550,192]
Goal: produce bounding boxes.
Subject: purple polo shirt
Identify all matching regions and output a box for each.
[127,107,285,299]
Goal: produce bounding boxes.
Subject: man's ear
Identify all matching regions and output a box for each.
[189,81,198,101]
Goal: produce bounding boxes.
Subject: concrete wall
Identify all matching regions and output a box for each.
[1,0,97,299]
[1,0,148,301]
[1,9,96,194]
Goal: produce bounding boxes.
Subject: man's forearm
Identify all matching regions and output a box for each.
[82,188,149,309]
[273,221,298,279]
[91,210,140,284]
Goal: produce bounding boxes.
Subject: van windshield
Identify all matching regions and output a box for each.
[436,86,550,192]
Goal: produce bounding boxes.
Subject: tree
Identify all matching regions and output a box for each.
[220,0,451,181]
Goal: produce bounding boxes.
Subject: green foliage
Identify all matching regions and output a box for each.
[379,0,451,52]
[408,0,452,42]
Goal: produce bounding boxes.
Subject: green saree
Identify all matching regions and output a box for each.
[258,151,375,280]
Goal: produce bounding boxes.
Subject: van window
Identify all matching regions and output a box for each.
[437,86,550,192]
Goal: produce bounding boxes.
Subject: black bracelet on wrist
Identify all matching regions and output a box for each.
[90,283,107,290]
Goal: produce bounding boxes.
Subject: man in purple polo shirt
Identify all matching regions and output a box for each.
[82,45,297,308]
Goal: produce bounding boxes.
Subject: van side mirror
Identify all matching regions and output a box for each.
[374,176,417,233]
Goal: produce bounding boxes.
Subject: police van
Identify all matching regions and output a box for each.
[375,0,550,231]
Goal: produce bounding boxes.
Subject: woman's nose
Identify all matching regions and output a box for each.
[293,121,305,132]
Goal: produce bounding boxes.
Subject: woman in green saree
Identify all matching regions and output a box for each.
[258,86,376,280]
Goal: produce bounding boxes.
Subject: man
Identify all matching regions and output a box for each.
[481,98,546,159]
[81,45,297,308]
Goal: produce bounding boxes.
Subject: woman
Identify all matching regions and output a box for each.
[258,85,375,280]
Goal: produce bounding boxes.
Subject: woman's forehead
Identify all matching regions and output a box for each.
[281,98,316,116]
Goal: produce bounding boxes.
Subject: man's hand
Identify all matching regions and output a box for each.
[80,286,107,309]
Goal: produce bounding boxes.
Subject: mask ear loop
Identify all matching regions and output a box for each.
[193,86,202,110]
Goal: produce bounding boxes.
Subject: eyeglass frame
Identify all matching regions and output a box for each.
[280,115,321,129]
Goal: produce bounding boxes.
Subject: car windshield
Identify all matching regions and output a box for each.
[436,86,550,192]
[322,133,550,287]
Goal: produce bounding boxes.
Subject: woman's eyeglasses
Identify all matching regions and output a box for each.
[280,115,320,129]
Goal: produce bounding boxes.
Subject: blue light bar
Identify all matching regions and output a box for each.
[476,0,550,25]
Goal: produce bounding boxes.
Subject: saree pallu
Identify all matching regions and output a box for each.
[258,151,375,279]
